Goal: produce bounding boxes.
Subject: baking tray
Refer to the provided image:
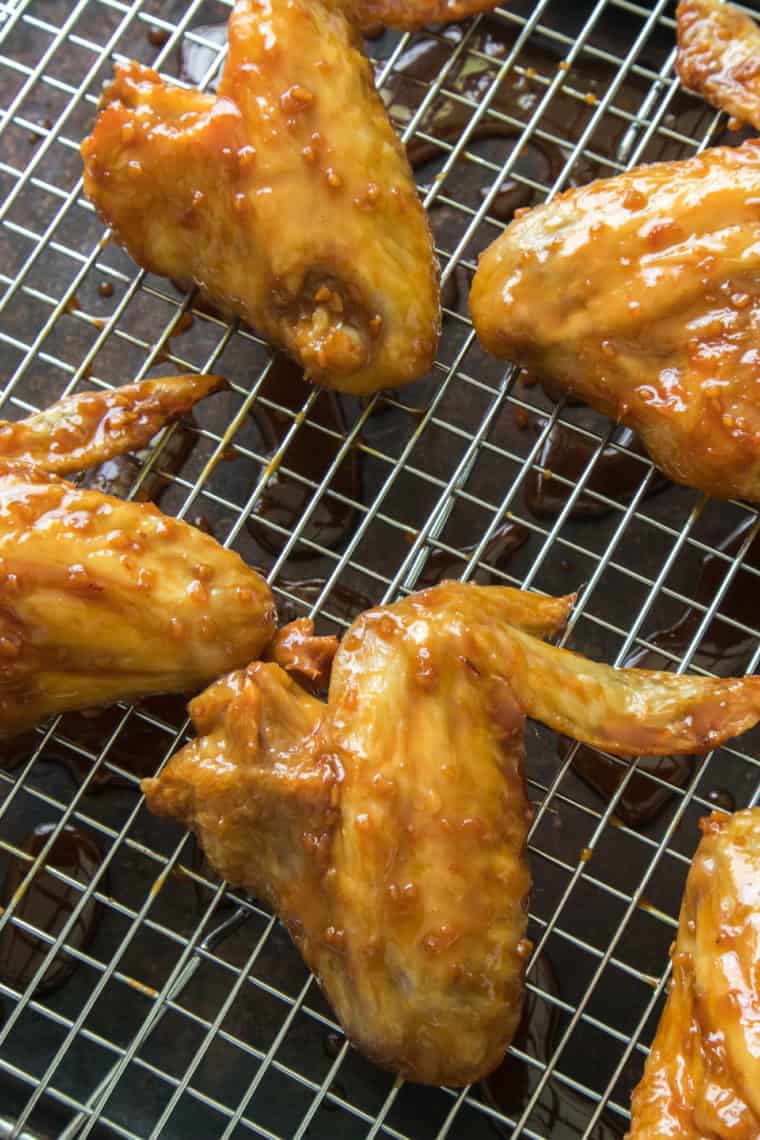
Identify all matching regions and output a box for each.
[0,0,758,1136]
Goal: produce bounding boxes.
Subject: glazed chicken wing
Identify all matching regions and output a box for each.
[677,0,760,131]
[346,0,500,31]
[80,0,439,395]
[143,582,760,1087]
[471,141,760,502]
[0,373,223,474]
[628,808,760,1139]
[0,379,275,736]
[265,617,338,690]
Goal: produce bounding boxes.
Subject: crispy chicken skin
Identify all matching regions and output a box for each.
[265,617,338,690]
[80,0,439,395]
[0,374,224,474]
[471,141,760,502]
[346,0,500,31]
[677,0,760,131]
[143,582,760,1086]
[628,809,760,1139]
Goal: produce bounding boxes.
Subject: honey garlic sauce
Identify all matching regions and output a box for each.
[0,823,103,995]
[246,355,361,558]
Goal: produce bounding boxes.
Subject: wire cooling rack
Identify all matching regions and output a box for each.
[0,0,759,1136]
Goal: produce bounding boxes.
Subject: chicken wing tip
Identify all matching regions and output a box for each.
[168,371,228,394]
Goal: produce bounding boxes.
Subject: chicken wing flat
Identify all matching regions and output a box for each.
[677,0,760,131]
[628,808,760,1139]
[0,374,223,475]
[0,378,274,735]
[143,582,760,1087]
[471,140,760,502]
[346,0,500,31]
[0,461,275,737]
[80,0,439,395]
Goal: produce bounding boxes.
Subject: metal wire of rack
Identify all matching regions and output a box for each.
[0,0,759,1137]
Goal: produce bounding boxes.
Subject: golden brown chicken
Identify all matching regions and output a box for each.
[627,808,760,1139]
[471,140,760,502]
[677,0,760,131]
[264,617,338,691]
[0,380,275,737]
[80,0,439,395]
[0,374,223,474]
[346,0,500,31]
[143,582,760,1087]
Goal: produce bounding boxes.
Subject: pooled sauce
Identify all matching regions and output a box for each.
[0,824,103,995]
[571,517,760,827]
[323,1031,344,1060]
[524,423,668,520]
[56,694,189,787]
[429,203,465,312]
[379,19,659,218]
[83,417,199,505]
[707,787,736,813]
[246,356,361,558]
[147,26,170,48]
[274,577,374,630]
[418,519,529,586]
[0,732,40,775]
[392,42,564,210]
[481,954,625,1137]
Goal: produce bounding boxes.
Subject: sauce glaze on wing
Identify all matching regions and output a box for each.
[144,582,760,1087]
[677,0,760,131]
[471,141,760,502]
[81,0,440,395]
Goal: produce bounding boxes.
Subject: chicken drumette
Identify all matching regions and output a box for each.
[677,0,760,132]
[471,141,760,502]
[0,377,275,736]
[143,582,760,1087]
[628,808,760,1139]
[81,0,439,395]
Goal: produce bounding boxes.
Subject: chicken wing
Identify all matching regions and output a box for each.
[80,0,439,395]
[471,140,760,502]
[264,617,338,690]
[0,378,275,736]
[346,0,500,31]
[143,582,760,1086]
[627,808,760,1139]
[0,461,275,737]
[677,0,760,131]
[0,374,223,475]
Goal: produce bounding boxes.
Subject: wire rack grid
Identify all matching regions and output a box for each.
[0,0,759,1137]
